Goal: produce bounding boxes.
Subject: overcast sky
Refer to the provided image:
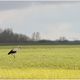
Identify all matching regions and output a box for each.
[0,1,80,40]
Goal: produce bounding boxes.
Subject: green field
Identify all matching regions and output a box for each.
[0,45,80,79]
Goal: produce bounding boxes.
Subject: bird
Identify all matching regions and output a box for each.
[8,47,20,58]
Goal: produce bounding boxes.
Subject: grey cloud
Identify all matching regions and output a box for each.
[0,1,80,11]
[0,1,33,11]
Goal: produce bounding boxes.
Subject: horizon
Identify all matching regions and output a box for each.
[0,1,80,40]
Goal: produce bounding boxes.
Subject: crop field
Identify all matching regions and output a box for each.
[0,45,80,79]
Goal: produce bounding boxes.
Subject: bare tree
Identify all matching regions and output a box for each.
[32,32,36,41]
[59,36,67,41]
[0,28,3,33]
[32,32,40,41]
[36,32,40,41]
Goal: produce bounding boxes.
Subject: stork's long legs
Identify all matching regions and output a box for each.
[13,55,15,58]
[12,54,15,58]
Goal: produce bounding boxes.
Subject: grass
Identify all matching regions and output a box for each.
[1,68,80,79]
[0,45,80,79]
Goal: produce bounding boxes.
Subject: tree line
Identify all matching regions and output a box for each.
[0,28,80,45]
[0,28,30,43]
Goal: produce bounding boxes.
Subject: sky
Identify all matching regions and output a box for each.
[0,1,80,40]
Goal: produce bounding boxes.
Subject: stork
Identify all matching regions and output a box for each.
[8,47,20,58]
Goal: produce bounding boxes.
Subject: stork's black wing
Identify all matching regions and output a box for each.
[8,50,13,55]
